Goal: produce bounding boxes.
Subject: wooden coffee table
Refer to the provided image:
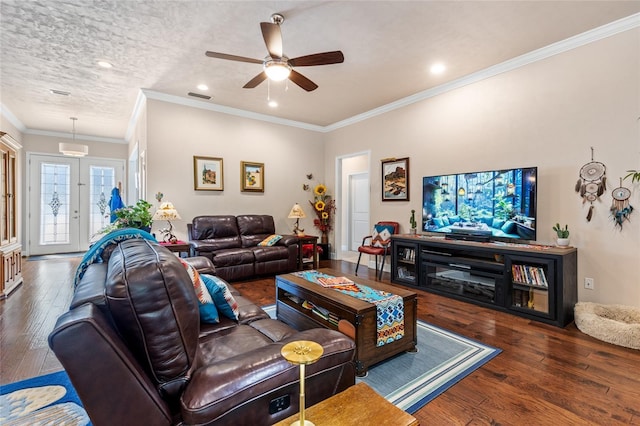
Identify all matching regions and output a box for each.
[272,382,418,426]
[275,268,417,376]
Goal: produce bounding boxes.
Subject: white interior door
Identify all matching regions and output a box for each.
[28,154,124,255]
[349,172,369,251]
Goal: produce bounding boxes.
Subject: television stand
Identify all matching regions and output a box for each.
[445,233,491,243]
[390,235,577,327]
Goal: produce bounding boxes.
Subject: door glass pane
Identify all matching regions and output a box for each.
[89,166,115,237]
[40,163,70,244]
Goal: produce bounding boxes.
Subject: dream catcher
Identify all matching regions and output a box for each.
[610,178,634,229]
[575,147,607,221]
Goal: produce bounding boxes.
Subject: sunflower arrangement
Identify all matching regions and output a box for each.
[309,184,336,234]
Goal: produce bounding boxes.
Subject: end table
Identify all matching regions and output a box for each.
[159,240,191,258]
[294,235,318,270]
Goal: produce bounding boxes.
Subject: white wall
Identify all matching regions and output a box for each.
[324,28,640,307]
[145,100,325,241]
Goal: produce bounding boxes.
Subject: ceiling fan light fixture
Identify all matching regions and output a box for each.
[264,60,291,81]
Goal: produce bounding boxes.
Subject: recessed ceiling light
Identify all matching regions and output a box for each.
[430,63,446,74]
[49,89,70,96]
[97,61,113,68]
[268,100,278,108]
[197,84,209,91]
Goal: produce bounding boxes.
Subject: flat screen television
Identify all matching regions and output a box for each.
[422,166,537,242]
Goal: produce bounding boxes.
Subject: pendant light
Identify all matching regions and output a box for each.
[59,117,88,157]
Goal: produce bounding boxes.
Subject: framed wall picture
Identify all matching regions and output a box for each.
[193,156,224,191]
[381,157,409,201]
[241,161,264,192]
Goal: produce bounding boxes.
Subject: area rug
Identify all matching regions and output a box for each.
[0,370,90,425]
[2,308,500,423]
[262,304,501,414]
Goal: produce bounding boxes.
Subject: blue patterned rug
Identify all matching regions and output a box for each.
[263,304,501,414]
[0,370,90,425]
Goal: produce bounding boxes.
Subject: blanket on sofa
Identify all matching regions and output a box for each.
[293,270,404,347]
[74,228,156,287]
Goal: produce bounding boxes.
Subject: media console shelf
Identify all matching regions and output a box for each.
[391,234,577,327]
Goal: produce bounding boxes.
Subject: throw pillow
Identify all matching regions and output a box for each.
[371,224,394,248]
[178,259,219,323]
[258,234,283,246]
[492,218,506,229]
[201,274,240,320]
[501,220,517,235]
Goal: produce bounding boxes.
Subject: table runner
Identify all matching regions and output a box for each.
[293,271,404,346]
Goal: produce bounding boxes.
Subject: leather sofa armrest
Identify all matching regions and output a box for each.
[49,304,173,426]
[181,328,355,425]
[278,235,299,247]
[184,256,216,275]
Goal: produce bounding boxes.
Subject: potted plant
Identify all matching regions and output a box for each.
[96,199,154,236]
[409,209,417,234]
[553,223,570,246]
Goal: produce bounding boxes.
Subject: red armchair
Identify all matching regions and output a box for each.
[355,221,399,280]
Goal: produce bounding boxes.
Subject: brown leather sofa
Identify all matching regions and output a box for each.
[48,239,355,426]
[188,215,298,281]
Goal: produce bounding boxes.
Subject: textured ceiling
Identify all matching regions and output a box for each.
[1,1,639,142]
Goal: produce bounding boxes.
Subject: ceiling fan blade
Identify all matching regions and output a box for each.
[289,51,345,67]
[260,22,283,59]
[243,72,268,89]
[289,70,318,92]
[206,51,263,64]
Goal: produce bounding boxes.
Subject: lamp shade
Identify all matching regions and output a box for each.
[153,202,181,221]
[59,143,88,157]
[288,203,306,219]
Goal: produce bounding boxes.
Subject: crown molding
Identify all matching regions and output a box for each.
[323,12,640,132]
[24,128,126,144]
[0,103,26,133]
[141,90,325,132]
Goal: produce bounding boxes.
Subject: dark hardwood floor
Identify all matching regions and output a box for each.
[2,257,639,424]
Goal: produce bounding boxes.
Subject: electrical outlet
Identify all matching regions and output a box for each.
[584,277,594,290]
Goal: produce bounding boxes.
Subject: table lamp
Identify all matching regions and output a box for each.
[153,202,181,243]
[288,203,306,236]
[281,340,323,426]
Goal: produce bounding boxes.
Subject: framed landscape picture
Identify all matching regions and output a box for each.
[193,156,224,191]
[381,157,409,201]
[241,161,264,192]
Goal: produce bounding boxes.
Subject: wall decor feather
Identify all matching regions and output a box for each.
[610,178,633,230]
[575,147,607,222]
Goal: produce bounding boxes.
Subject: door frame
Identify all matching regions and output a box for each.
[25,152,125,256]
[335,150,371,261]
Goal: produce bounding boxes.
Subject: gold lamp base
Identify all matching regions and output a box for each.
[281,341,323,426]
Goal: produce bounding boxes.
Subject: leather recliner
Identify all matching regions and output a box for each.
[48,239,355,425]
[188,215,299,282]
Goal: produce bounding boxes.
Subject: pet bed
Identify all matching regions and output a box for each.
[574,302,640,350]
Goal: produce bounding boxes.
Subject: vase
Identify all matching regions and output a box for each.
[321,232,328,244]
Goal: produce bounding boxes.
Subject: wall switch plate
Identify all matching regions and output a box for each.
[584,277,594,290]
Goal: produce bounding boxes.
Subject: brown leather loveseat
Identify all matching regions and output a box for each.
[188,214,298,281]
[48,238,355,425]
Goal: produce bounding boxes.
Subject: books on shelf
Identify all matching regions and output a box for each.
[511,264,548,287]
[317,276,354,288]
[402,248,415,261]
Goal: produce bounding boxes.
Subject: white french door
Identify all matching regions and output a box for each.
[28,154,124,255]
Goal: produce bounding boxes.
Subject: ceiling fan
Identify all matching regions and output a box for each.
[205,13,344,92]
